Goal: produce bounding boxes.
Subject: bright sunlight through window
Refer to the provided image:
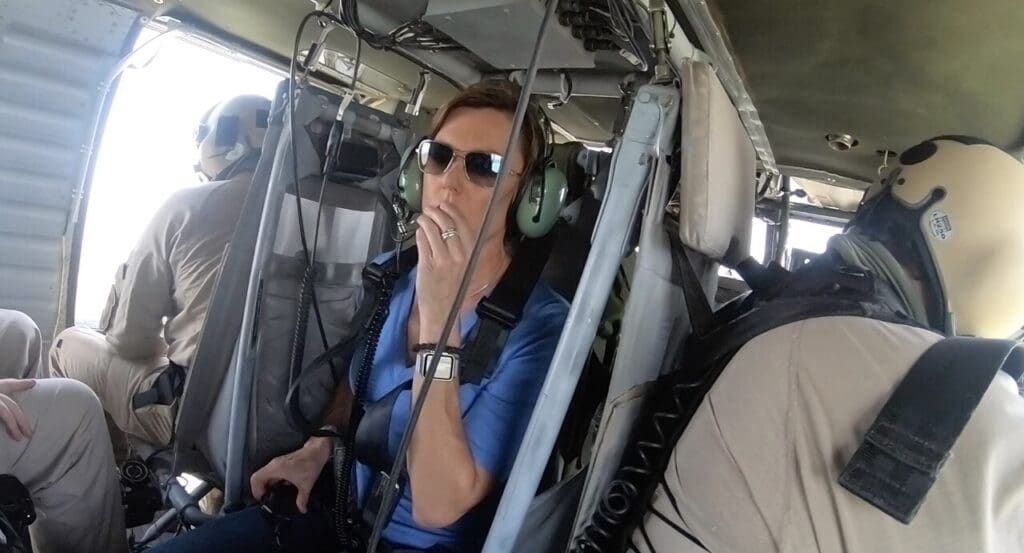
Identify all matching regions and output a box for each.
[75,27,282,326]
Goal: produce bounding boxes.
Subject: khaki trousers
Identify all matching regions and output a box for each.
[0,378,128,553]
[0,309,42,379]
[49,326,175,453]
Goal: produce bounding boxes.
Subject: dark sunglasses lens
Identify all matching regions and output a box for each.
[464,152,502,187]
[418,141,453,175]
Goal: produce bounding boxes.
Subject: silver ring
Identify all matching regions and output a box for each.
[441,228,458,241]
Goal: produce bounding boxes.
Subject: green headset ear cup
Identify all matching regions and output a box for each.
[516,165,568,238]
[398,142,423,212]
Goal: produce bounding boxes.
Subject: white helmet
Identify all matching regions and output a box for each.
[849,136,1024,338]
[195,94,272,180]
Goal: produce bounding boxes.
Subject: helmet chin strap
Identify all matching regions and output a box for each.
[217,149,260,181]
[196,143,256,181]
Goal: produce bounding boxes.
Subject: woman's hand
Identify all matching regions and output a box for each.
[0,379,34,441]
[250,437,331,513]
[415,202,477,337]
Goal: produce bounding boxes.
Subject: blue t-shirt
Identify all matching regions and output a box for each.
[351,263,569,551]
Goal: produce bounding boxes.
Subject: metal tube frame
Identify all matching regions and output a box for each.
[222,84,329,506]
[569,84,681,537]
[481,84,681,553]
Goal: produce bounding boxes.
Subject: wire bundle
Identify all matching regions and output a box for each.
[557,0,650,70]
[323,0,460,53]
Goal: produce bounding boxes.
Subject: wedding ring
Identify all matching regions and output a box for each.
[441,228,458,241]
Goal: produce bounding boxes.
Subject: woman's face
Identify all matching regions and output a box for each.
[422,106,526,246]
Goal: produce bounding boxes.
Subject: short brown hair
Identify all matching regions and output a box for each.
[429,79,546,251]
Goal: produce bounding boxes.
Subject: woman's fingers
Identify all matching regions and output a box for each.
[415,225,433,261]
[421,204,456,236]
[417,214,449,263]
[436,202,476,255]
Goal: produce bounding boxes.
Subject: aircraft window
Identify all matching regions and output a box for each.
[719,217,766,280]
[719,217,841,279]
[787,219,842,255]
[74,27,282,326]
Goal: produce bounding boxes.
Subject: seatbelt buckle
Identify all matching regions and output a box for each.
[363,262,389,287]
[475,297,517,329]
[362,472,402,528]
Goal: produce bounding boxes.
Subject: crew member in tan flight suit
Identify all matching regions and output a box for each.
[636,137,1024,552]
[50,94,272,454]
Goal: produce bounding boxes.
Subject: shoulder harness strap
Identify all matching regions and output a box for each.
[839,336,1024,523]
[461,233,556,384]
[353,235,556,475]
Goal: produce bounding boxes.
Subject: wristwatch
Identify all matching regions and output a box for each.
[415,347,460,382]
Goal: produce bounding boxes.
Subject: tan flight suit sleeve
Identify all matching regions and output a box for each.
[102,194,185,360]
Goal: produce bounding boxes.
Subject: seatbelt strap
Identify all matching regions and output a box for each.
[667,237,713,338]
[132,362,188,410]
[354,383,407,472]
[461,234,555,384]
[839,336,1024,523]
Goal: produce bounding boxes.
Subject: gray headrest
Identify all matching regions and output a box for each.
[677,60,756,261]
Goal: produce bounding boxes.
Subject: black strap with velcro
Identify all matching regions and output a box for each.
[132,362,188,410]
[839,336,1024,524]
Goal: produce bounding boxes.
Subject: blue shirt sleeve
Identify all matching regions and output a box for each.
[460,290,569,480]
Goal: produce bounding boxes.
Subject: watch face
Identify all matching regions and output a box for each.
[419,351,456,381]
[433,355,454,381]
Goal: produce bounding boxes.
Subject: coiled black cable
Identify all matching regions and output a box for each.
[288,265,318,386]
[333,268,397,549]
[573,373,710,553]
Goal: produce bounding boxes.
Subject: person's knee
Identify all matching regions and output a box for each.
[16,379,110,453]
[48,327,72,377]
[48,326,102,378]
[2,310,39,341]
[50,378,106,430]
[0,310,41,379]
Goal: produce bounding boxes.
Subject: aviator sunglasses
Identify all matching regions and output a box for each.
[416,139,523,188]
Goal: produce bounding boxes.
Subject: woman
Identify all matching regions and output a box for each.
[152,80,570,552]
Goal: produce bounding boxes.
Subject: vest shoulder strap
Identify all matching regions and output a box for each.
[839,336,1024,523]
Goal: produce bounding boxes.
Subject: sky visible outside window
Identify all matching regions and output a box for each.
[720,216,842,280]
[75,28,281,326]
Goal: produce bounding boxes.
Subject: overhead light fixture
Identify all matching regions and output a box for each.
[826,133,859,152]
